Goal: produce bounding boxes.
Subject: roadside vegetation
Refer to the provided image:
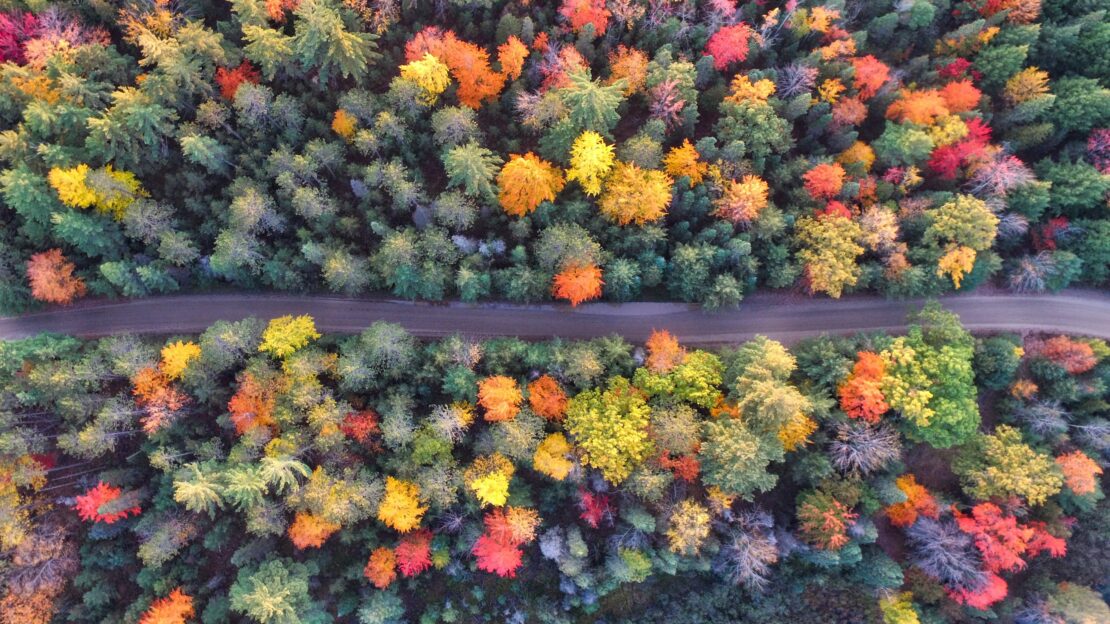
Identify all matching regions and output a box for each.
[1,303,1107,623]
[1,0,1109,313]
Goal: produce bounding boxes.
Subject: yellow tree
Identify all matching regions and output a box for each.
[566,130,614,196]
[399,53,452,105]
[533,433,573,480]
[259,315,320,359]
[666,499,710,556]
[795,214,864,298]
[464,453,515,506]
[377,477,428,533]
[497,153,566,216]
[598,162,673,225]
[160,340,201,380]
[48,164,146,220]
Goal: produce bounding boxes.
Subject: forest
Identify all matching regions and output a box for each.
[0,303,1108,623]
[1,0,1109,312]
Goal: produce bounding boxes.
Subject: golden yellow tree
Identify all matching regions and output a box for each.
[377,477,428,533]
[598,162,673,225]
[399,53,452,105]
[497,153,566,216]
[662,139,707,185]
[566,130,615,196]
[160,340,201,380]
[465,453,515,506]
[332,109,357,139]
[533,433,574,480]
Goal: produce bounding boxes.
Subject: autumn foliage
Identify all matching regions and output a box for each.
[599,163,673,226]
[472,507,539,578]
[288,512,340,549]
[552,263,604,307]
[559,0,610,36]
[405,28,505,108]
[1032,336,1098,374]
[838,351,889,423]
[705,23,754,70]
[364,547,397,589]
[803,163,847,200]
[850,55,890,100]
[227,372,277,435]
[1056,451,1103,496]
[497,153,565,216]
[26,249,86,305]
[215,61,260,100]
[132,366,189,434]
[954,503,1066,575]
[885,474,939,527]
[395,529,433,578]
[528,375,568,421]
[74,482,140,524]
[797,491,857,550]
[341,410,381,448]
[645,329,686,373]
[478,376,523,422]
[377,477,428,533]
[139,588,194,624]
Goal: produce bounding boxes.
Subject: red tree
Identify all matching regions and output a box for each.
[74,482,140,524]
[850,55,890,100]
[559,0,610,36]
[705,23,754,70]
[215,61,260,100]
[341,410,381,449]
[26,249,86,305]
[803,163,846,200]
[472,533,523,577]
[395,529,433,578]
[578,488,613,528]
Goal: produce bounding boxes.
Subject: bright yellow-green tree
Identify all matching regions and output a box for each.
[399,53,452,105]
[566,130,615,196]
[259,315,321,359]
[795,215,864,298]
[565,376,653,484]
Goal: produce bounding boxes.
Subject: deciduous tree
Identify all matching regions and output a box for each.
[25,249,86,305]
[497,153,565,217]
[566,131,615,196]
[598,162,672,225]
[552,263,604,306]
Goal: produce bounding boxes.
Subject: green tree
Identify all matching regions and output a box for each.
[443,142,502,199]
[230,558,326,624]
[292,0,380,83]
[558,70,626,135]
[699,417,783,499]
